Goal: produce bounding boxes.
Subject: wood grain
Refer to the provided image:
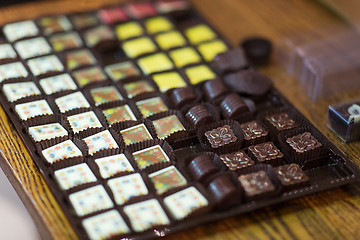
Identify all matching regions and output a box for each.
[0,0,360,239]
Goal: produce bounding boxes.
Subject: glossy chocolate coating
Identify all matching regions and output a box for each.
[238,170,275,197]
[286,132,322,153]
[208,175,238,207]
[241,37,272,66]
[220,93,249,119]
[203,78,228,100]
[204,125,237,148]
[240,121,268,140]
[274,164,309,186]
[170,87,196,108]
[185,105,214,128]
[212,48,248,75]
[265,113,297,131]
[248,142,283,163]
[188,155,218,182]
[220,151,254,170]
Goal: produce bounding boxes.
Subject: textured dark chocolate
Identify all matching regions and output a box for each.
[208,175,238,208]
[212,48,248,75]
[286,132,322,153]
[204,125,237,148]
[241,37,272,66]
[203,78,228,100]
[248,142,283,163]
[265,113,297,131]
[188,155,218,182]
[220,93,249,119]
[224,70,273,96]
[185,105,214,128]
[170,87,196,109]
[240,121,268,140]
[274,164,309,186]
[238,170,275,197]
[220,151,254,170]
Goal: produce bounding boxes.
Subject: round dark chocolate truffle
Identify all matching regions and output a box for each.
[203,78,228,100]
[241,37,272,66]
[220,93,249,119]
[188,155,218,182]
[185,105,214,128]
[170,87,196,109]
[208,175,238,208]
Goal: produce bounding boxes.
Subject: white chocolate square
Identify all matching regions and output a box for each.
[0,62,29,82]
[107,173,148,205]
[28,123,68,142]
[163,186,208,220]
[14,37,52,59]
[67,111,102,133]
[55,91,90,113]
[39,73,77,95]
[41,139,82,164]
[95,154,134,179]
[3,20,39,42]
[0,44,17,60]
[54,163,97,190]
[3,81,41,102]
[27,55,64,76]
[15,99,53,120]
[83,130,119,155]
[82,210,130,240]
[123,199,170,232]
[69,185,114,217]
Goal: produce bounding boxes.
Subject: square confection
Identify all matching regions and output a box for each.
[153,115,185,139]
[122,37,157,58]
[248,142,283,165]
[164,186,208,220]
[220,151,254,171]
[145,16,173,34]
[115,21,144,40]
[65,49,96,70]
[240,121,268,141]
[125,2,157,19]
[152,71,187,92]
[49,32,83,52]
[274,163,309,187]
[120,124,153,145]
[69,185,114,216]
[205,125,237,148]
[2,81,41,102]
[169,47,202,68]
[82,210,130,240]
[102,105,137,125]
[123,199,170,232]
[136,97,168,118]
[155,31,187,50]
[137,53,174,74]
[38,16,72,35]
[185,64,216,85]
[123,80,155,98]
[95,153,134,179]
[72,66,107,87]
[149,166,187,195]
[0,44,17,61]
[90,86,123,106]
[83,130,119,155]
[14,37,52,59]
[84,25,115,47]
[185,24,217,44]
[265,113,298,131]
[197,40,228,62]
[41,139,82,164]
[286,132,322,153]
[27,55,64,76]
[98,7,128,24]
[238,170,275,197]
[55,91,90,113]
[15,99,53,120]
[104,61,140,82]
[71,13,99,29]
[108,173,149,205]
[132,145,170,170]
[67,111,103,133]
[0,62,29,82]
[39,73,77,95]
[28,123,68,142]
[54,163,97,190]
[3,20,39,42]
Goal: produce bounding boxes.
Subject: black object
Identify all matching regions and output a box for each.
[241,37,272,66]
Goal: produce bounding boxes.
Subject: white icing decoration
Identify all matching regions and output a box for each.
[347,104,360,123]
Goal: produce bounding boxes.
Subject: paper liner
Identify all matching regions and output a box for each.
[36,70,68,80]
[0,56,20,65]
[237,115,269,147]
[247,142,284,167]
[182,103,220,133]
[278,127,330,167]
[273,164,310,192]
[148,110,191,144]
[9,94,44,108]
[35,135,71,150]
[235,164,282,201]
[197,120,244,154]
[166,86,202,109]
[117,77,159,101]
[64,181,100,195]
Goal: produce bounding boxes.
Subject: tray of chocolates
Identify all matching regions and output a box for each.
[0,0,359,239]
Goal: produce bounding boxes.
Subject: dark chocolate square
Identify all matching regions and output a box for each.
[265,113,297,131]
[205,125,237,148]
[240,121,268,141]
[248,142,283,165]
[220,151,254,170]
[238,170,275,197]
[274,164,309,187]
[286,132,322,153]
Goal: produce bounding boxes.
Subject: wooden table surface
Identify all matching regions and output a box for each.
[1,0,360,239]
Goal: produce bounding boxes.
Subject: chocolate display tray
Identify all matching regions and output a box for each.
[0,1,359,240]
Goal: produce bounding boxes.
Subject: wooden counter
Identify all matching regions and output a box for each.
[1,0,360,239]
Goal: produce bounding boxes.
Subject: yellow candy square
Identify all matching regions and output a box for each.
[155,31,186,50]
[138,53,174,74]
[185,24,216,44]
[198,40,228,62]
[116,22,144,40]
[152,71,187,92]
[123,37,157,58]
[170,47,201,68]
[145,16,173,34]
[185,65,216,84]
